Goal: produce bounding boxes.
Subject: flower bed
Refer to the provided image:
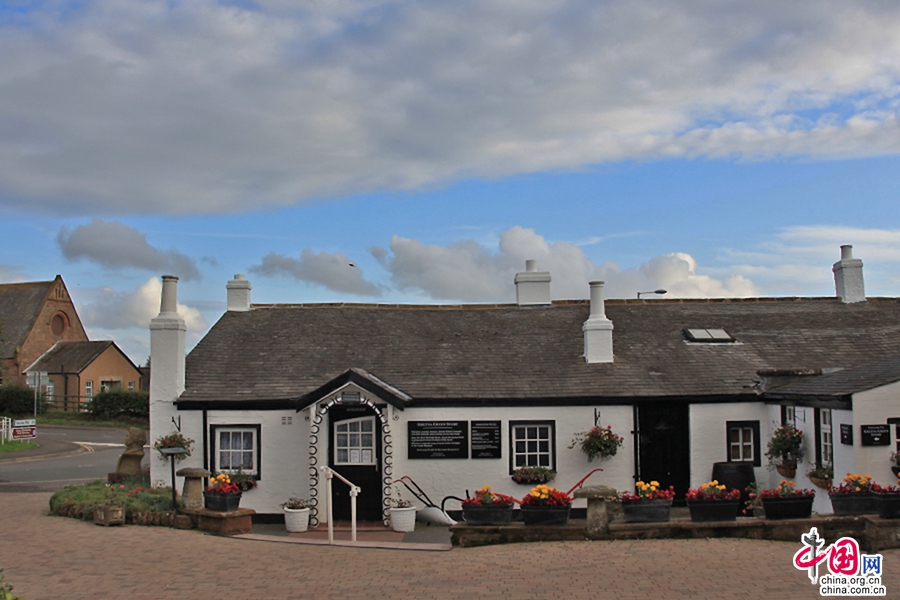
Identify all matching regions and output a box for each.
[685,480,742,522]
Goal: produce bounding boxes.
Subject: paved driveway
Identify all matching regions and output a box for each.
[2,492,897,600]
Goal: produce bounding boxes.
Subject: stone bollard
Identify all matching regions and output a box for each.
[574,485,618,538]
[177,467,211,510]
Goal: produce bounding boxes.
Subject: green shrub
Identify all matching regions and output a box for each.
[0,384,41,416]
[49,476,174,521]
[87,389,149,419]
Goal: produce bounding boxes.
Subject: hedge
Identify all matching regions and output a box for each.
[87,389,149,419]
[0,385,41,416]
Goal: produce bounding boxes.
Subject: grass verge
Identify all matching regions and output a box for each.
[0,440,38,454]
[36,411,148,429]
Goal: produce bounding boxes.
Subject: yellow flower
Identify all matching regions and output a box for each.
[650,481,660,487]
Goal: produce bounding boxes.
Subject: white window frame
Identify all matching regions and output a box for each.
[820,408,833,466]
[84,380,93,399]
[127,381,135,391]
[726,420,761,466]
[212,426,259,476]
[333,416,377,466]
[510,421,555,470]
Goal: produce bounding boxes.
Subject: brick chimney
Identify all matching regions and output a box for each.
[833,245,866,303]
[514,260,551,306]
[227,274,252,311]
[583,281,614,363]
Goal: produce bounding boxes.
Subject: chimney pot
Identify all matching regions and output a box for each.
[833,245,865,303]
[514,260,551,306]
[583,281,614,363]
[227,274,252,311]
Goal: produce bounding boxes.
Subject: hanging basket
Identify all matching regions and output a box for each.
[808,476,832,490]
[775,461,797,478]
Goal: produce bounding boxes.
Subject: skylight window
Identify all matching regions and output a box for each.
[684,328,735,343]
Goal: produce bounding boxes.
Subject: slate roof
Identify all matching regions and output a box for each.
[0,279,55,359]
[767,355,900,400]
[179,296,900,406]
[26,341,120,374]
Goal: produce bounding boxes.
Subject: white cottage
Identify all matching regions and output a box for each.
[149,246,900,523]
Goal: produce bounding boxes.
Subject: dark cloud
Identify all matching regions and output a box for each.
[250,249,383,296]
[57,219,201,280]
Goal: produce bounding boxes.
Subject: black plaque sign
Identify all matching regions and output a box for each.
[408,421,469,459]
[840,423,853,445]
[861,424,890,446]
[471,421,501,459]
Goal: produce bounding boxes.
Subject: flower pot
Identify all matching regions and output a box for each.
[390,506,417,532]
[891,466,900,479]
[520,505,570,526]
[622,499,672,523]
[284,507,310,532]
[808,476,832,490]
[93,504,125,527]
[686,500,740,523]
[874,493,900,519]
[762,496,813,520]
[775,461,797,478]
[829,492,877,516]
[203,491,242,512]
[462,504,514,525]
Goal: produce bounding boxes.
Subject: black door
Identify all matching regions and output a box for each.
[328,406,382,521]
[636,402,690,505]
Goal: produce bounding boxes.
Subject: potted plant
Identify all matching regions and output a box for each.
[759,480,815,520]
[685,480,742,522]
[203,473,242,512]
[389,490,417,532]
[231,468,258,492]
[619,481,676,523]
[511,466,556,485]
[281,497,313,532]
[569,425,624,462]
[461,485,515,525]
[891,452,900,479]
[871,480,900,519]
[829,473,876,515]
[765,424,804,477]
[93,483,127,526]
[806,464,833,490]
[519,484,573,526]
[153,431,195,463]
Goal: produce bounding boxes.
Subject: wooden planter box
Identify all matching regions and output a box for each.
[622,499,672,523]
[462,504,514,525]
[687,500,740,522]
[520,505,571,526]
[203,491,242,512]
[829,493,877,516]
[93,504,125,527]
[762,496,813,520]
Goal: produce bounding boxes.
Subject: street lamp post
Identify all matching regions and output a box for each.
[637,289,668,299]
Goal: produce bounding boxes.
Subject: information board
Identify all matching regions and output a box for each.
[408,421,468,459]
[12,427,36,440]
[840,423,853,445]
[861,424,890,446]
[470,421,501,459]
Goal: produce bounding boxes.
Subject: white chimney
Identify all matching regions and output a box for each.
[583,281,614,363]
[149,275,187,483]
[514,260,551,306]
[227,274,252,311]
[833,245,866,303]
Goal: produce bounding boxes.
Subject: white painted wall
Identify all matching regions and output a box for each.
[850,381,900,484]
[689,402,769,491]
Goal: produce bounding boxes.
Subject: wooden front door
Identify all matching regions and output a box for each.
[328,406,382,521]
[636,402,690,505]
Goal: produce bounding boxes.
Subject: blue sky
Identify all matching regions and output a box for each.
[1,1,899,362]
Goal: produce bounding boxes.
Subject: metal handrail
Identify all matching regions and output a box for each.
[319,466,361,543]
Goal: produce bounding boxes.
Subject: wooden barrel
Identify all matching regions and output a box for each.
[711,462,756,516]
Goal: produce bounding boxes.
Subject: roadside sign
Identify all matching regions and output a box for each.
[14,419,36,427]
[12,427,36,440]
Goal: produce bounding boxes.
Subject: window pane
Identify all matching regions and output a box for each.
[242,432,253,449]
[337,449,348,463]
[361,449,372,463]
[516,441,526,453]
[515,428,525,440]
[528,441,537,453]
[539,456,549,467]
[349,433,359,447]
[730,429,740,443]
[221,453,231,469]
[349,422,360,432]
[361,433,373,448]
[539,441,549,453]
[241,452,253,469]
[337,433,348,447]
[337,423,347,432]
[220,432,231,450]
[527,427,537,438]
[730,446,740,460]
[515,455,525,467]
[361,420,373,432]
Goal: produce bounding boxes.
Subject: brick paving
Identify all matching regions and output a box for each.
[3,492,899,600]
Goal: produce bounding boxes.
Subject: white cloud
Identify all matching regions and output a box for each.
[57,219,200,280]
[78,277,206,331]
[374,226,758,301]
[250,250,383,296]
[0,1,898,214]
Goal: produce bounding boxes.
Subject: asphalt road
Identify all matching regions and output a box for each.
[0,426,148,493]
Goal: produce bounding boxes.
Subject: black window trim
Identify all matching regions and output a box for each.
[508,420,556,474]
[726,420,761,467]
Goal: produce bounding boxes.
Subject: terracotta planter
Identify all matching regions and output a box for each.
[686,500,740,522]
[775,461,797,478]
[462,504,514,525]
[874,492,900,519]
[622,499,672,523]
[203,491,242,512]
[762,496,813,520]
[284,507,310,532]
[520,505,570,526]
[829,492,877,515]
[808,476,832,490]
